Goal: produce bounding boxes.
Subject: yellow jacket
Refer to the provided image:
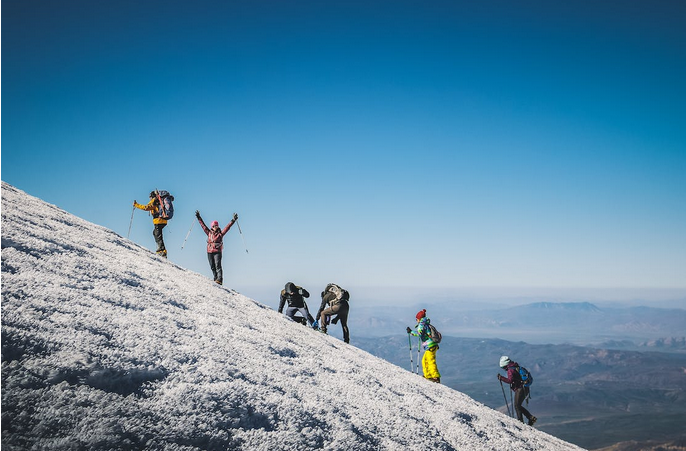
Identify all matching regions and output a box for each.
[134,199,168,225]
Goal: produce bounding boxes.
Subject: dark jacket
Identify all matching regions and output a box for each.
[499,361,523,390]
[317,290,350,317]
[278,286,310,313]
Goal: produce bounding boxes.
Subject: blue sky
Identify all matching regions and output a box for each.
[3,0,685,306]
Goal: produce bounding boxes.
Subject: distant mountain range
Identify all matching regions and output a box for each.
[349,301,686,346]
[639,336,686,351]
[526,301,602,312]
[353,335,686,450]
[599,337,686,353]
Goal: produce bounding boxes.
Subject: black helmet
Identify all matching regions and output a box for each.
[285,282,296,294]
[149,191,157,199]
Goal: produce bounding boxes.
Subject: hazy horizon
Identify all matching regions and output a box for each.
[240,284,686,312]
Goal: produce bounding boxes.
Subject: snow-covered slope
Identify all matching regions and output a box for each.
[1,182,583,450]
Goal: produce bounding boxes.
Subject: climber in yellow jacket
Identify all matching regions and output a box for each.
[133,191,168,258]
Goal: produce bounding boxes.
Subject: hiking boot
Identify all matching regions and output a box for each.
[426,377,441,383]
[156,250,167,258]
[215,280,222,285]
[528,416,537,426]
[319,328,328,335]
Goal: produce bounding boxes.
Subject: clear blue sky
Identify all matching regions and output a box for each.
[3,0,685,306]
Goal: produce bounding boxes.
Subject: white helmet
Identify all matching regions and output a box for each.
[499,356,511,368]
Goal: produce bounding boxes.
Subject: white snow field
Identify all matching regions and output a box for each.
[1,182,584,450]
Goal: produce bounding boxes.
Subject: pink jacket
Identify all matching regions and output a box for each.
[198,218,235,253]
[498,361,524,390]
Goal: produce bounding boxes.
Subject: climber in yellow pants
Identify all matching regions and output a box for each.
[407,309,441,383]
[422,344,440,380]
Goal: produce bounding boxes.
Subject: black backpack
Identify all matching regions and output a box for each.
[427,323,442,343]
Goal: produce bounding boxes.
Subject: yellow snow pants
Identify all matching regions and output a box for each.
[422,345,440,379]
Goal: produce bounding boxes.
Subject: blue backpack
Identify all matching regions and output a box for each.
[517,366,533,387]
[156,190,175,220]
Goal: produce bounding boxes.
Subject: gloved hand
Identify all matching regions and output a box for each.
[195,210,201,219]
[133,200,137,206]
[406,327,412,334]
[497,374,501,381]
[233,213,238,221]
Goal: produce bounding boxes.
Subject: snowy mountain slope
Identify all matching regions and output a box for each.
[1,182,583,450]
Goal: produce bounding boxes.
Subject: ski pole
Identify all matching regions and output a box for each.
[127,205,135,239]
[236,218,248,253]
[408,332,414,372]
[500,380,512,417]
[181,218,195,250]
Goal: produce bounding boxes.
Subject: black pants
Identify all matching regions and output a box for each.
[320,301,350,343]
[207,252,223,283]
[514,387,532,423]
[153,224,166,252]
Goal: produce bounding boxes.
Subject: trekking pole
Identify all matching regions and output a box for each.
[416,336,421,374]
[127,205,135,239]
[181,218,195,250]
[236,218,248,254]
[500,380,512,417]
[511,390,515,418]
[408,333,414,372]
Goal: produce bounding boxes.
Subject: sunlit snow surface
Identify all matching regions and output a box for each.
[1,182,584,450]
